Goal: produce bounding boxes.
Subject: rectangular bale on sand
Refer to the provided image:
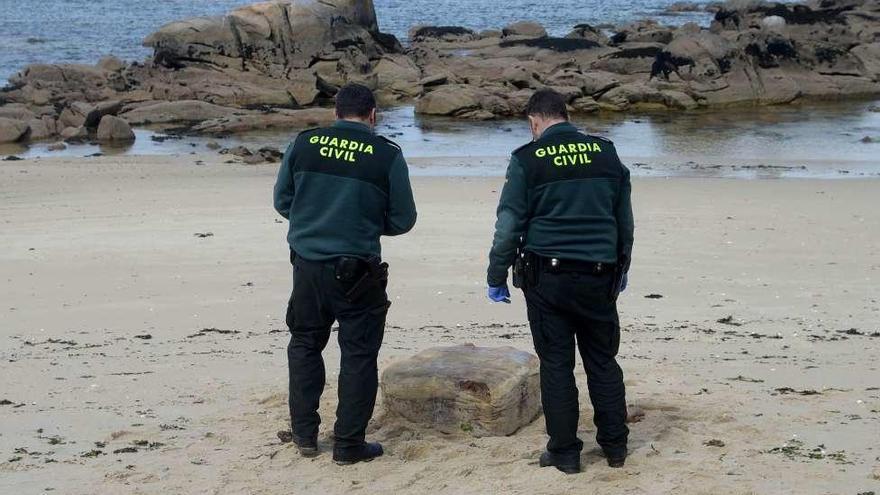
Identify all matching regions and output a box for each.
[380,344,541,436]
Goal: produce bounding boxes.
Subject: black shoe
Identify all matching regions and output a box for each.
[605,451,626,468]
[539,451,581,474]
[278,431,319,458]
[333,442,384,465]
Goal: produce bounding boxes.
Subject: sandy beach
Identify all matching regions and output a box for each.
[1,155,879,494]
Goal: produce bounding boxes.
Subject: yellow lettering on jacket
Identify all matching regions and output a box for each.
[308,133,376,163]
[535,141,601,167]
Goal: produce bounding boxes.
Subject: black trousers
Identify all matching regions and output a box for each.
[524,268,628,458]
[286,254,388,451]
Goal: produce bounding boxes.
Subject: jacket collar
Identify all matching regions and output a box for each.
[332,119,374,134]
[540,121,578,139]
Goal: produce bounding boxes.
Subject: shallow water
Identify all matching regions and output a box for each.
[5,100,879,179]
[0,0,713,84]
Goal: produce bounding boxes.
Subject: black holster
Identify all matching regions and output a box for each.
[335,256,388,302]
[609,253,630,303]
[512,250,538,289]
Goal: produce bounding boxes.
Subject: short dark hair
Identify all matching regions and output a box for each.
[525,89,569,120]
[335,83,376,119]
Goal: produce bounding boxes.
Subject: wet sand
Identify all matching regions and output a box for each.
[1,156,879,494]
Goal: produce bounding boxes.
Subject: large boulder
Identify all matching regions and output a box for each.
[657,31,737,81]
[60,126,88,142]
[415,85,481,116]
[83,100,124,129]
[26,117,57,140]
[594,42,667,74]
[144,0,395,77]
[544,69,621,96]
[851,43,880,80]
[121,100,246,125]
[598,82,698,110]
[0,118,30,143]
[502,21,548,39]
[189,107,335,134]
[0,104,36,121]
[611,20,674,45]
[381,344,541,436]
[96,115,135,141]
[373,54,423,98]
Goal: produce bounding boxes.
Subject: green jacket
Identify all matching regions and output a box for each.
[487,122,634,286]
[274,120,417,261]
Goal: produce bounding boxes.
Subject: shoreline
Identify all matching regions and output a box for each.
[3,153,879,180]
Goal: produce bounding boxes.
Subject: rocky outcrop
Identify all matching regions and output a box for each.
[381,344,541,437]
[1,0,878,141]
[406,0,880,118]
[143,0,390,76]
[0,0,402,143]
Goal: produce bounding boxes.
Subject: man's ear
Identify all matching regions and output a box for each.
[369,108,377,126]
[528,115,539,140]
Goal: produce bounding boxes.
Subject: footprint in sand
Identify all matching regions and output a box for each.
[627,405,646,424]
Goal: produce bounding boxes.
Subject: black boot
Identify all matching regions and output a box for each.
[539,451,581,474]
[604,450,626,468]
[291,433,319,458]
[333,442,384,465]
[278,430,320,457]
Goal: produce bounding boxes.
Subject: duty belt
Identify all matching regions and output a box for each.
[538,255,612,275]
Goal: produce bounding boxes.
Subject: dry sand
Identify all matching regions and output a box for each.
[1,155,879,495]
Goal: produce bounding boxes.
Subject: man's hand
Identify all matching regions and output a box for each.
[488,285,511,304]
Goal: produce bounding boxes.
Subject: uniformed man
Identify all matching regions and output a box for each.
[274,83,417,465]
[486,88,634,474]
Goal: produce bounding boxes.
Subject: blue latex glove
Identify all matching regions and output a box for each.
[488,285,511,304]
[621,273,628,293]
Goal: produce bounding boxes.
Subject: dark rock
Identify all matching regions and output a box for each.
[410,26,477,42]
[499,37,602,52]
[566,23,610,45]
[83,100,124,129]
